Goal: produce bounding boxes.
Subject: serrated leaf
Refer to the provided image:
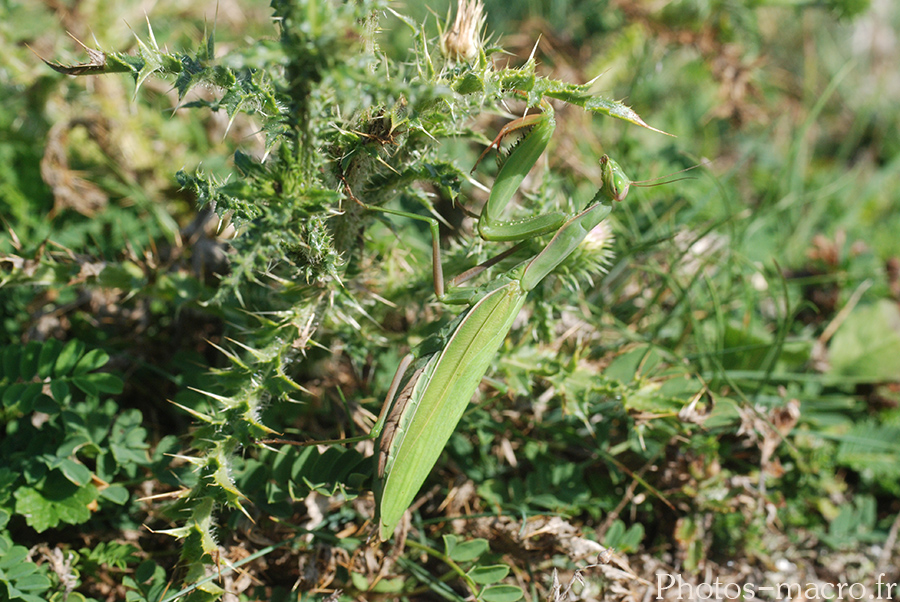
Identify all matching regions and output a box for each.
[467,564,510,585]
[447,538,489,562]
[12,475,97,532]
[54,339,85,377]
[480,584,524,602]
[532,78,670,135]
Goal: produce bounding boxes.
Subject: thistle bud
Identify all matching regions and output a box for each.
[582,220,614,257]
[580,220,616,275]
[441,0,485,63]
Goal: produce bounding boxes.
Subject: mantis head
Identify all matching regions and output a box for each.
[600,155,630,202]
[600,154,708,203]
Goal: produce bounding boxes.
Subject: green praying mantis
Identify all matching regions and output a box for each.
[266,99,635,541]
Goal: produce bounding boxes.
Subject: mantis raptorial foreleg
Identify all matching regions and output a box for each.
[473,103,571,242]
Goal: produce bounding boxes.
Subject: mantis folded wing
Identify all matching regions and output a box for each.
[373,193,615,540]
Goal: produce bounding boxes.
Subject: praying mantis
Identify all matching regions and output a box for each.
[267,99,634,541]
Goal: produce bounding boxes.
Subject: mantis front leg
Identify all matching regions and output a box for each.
[473,100,571,242]
[472,99,632,244]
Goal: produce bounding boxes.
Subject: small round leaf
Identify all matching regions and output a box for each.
[447,538,489,562]
[480,585,524,602]
[468,564,510,585]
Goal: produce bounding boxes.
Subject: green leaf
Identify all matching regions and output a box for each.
[447,538,489,562]
[99,485,130,505]
[3,345,21,380]
[37,339,62,379]
[603,520,644,553]
[73,348,110,375]
[835,420,900,491]
[91,372,124,394]
[49,379,71,405]
[81,541,139,570]
[830,300,900,381]
[350,572,369,591]
[442,534,459,557]
[0,542,26,568]
[59,459,92,486]
[0,469,16,504]
[57,433,94,458]
[2,383,26,409]
[18,383,43,413]
[124,560,167,602]
[54,339,85,377]
[33,394,58,415]
[135,559,161,582]
[71,375,98,397]
[12,474,97,532]
[1,382,42,413]
[10,573,52,592]
[110,410,150,466]
[72,372,124,396]
[480,584,524,602]
[0,536,51,601]
[467,564,510,585]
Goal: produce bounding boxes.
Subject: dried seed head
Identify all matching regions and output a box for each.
[441,0,485,63]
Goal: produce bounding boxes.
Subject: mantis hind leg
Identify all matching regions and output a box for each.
[362,204,446,299]
[258,354,415,447]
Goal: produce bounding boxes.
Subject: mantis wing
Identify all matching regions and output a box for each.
[375,280,526,540]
